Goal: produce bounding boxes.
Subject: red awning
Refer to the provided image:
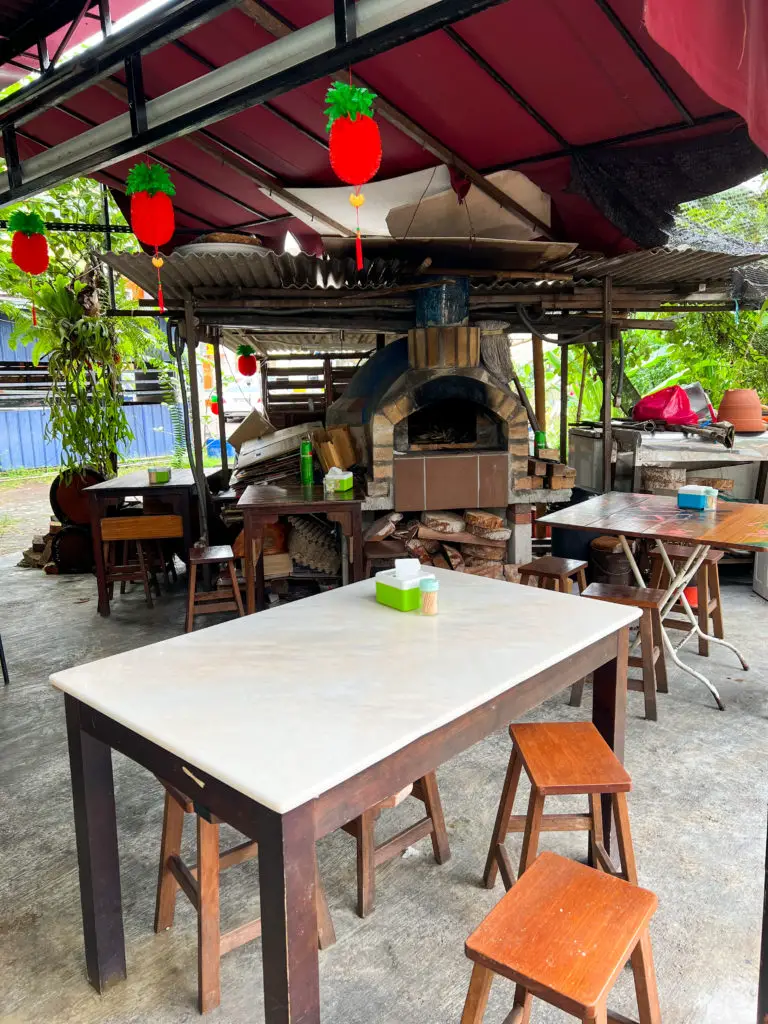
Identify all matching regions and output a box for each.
[645,0,768,157]
[3,0,766,254]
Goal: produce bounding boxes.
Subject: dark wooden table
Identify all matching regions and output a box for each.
[85,468,218,617]
[52,570,636,1023]
[237,483,364,614]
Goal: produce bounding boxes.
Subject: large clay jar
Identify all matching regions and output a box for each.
[716,389,766,432]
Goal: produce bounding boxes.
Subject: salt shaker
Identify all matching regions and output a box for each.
[419,576,439,615]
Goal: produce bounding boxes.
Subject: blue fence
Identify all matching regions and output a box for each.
[0,315,179,470]
[0,404,176,470]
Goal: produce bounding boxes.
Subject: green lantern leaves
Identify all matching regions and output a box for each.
[8,210,46,236]
[324,82,377,131]
[125,162,176,198]
[236,343,256,357]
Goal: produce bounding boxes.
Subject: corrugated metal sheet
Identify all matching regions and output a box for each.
[0,404,176,470]
[106,246,768,305]
[221,328,391,356]
[104,250,403,302]
[547,247,767,288]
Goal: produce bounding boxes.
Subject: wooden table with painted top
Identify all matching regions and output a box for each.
[541,492,768,709]
[85,468,219,617]
[237,483,364,614]
[52,569,637,1023]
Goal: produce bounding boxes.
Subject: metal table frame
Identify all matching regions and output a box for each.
[617,536,748,710]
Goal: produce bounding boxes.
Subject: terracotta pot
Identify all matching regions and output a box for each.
[716,389,766,432]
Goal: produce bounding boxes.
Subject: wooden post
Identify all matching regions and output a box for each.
[559,340,568,463]
[602,277,613,493]
[532,333,546,438]
[212,329,228,474]
[323,356,334,410]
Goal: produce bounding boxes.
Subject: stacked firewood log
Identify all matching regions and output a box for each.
[364,509,520,582]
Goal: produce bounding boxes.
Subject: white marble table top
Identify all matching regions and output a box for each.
[51,570,638,814]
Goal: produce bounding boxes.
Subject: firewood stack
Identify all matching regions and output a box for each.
[517,458,577,491]
[364,509,520,582]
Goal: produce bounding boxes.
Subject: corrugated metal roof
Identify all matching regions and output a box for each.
[548,246,766,287]
[104,250,403,301]
[106,244,767,304]
[220,328,390,356]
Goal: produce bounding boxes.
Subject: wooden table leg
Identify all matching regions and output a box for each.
[64,696,126,992]
[88,495,110,617]
[351,507,363,582]
[591,626,628,855]
[255,520,266,612]
[258,804,320,1024]
[244,512,256,615]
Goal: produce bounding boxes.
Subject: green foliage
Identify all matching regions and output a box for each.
[676,173,768,246]
[7,275,130,476]
[125,162,176,197]
[0,174,167,474]
[157,362,187,468]
[324,82,376,130]
[8,210,45,236]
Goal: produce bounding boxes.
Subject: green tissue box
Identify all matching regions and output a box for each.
[375,566,435,612]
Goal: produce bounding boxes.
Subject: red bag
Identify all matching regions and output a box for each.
[633,386,699,426]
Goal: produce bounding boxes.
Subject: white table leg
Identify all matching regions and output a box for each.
[615,535,746,711]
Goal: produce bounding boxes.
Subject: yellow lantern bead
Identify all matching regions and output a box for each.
[152,255,164,268]
[349,192,366,208]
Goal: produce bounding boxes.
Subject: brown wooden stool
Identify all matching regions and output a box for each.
[102,514,184,609]
[483,722,636,892]
[569,582,667,721]
[155,781,336,1014]
[186,545,245,632]
[650,543,725,657]
[518,555,588,594]
[343,771,450,917]
[464,851,660,1024]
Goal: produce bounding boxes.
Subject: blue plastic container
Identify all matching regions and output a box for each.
[206,438,236,460]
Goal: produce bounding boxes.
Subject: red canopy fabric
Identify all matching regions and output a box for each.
[645,0,768,156]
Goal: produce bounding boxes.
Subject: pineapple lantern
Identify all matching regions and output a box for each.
[125,162,176,312]
[8,210,49,324]
[324,81,382,270]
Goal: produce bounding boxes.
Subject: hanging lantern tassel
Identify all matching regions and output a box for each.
[350,189,365,271]
[8,210,49,327]
[325,81,382,274]
[152,250,165,314]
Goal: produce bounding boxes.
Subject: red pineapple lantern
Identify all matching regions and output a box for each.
[209,392,220,417]
[325,81,382,270]
[125,162,176,313]
[8,211,49,325]
[236,343,258,377]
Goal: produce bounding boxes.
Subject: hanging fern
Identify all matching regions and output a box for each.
[7,274,132,477]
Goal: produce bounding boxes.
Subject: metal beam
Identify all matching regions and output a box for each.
[0,0,239,128]
[593,0,694,125]
[236,0,555,239]
[335,0,357,45]
[171,38,329,151]
[0,0,97,67]
[1,0,514,212]
[124,53,147,136]
[95,77,352,235]
[48,0,91,71]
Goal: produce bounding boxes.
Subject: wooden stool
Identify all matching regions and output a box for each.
[186,545,245,632]
[518,555,588,594]
[483,722,636,892]
[343,771,450,917]
[569,583,667,721]
[155,781,336,1014]
[650,543,725,657]
[101,515,184,609]
[463,851,660,1024]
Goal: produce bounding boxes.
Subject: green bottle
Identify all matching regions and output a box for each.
[300,439,314,485]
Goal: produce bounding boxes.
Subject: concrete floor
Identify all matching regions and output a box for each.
[1,554,766,1024]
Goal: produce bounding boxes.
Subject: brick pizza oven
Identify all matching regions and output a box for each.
[327,324,529,512]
